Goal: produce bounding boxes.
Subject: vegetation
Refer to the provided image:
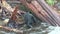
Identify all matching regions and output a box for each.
[45,0,56,6]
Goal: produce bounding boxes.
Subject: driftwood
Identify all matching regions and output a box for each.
[20,0,60,26]
[0,25,23,34]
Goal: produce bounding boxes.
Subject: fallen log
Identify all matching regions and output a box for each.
[37,0,60,26]
[31,0,57,26]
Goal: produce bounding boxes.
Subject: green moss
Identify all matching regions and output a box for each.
[46,0,56,6]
